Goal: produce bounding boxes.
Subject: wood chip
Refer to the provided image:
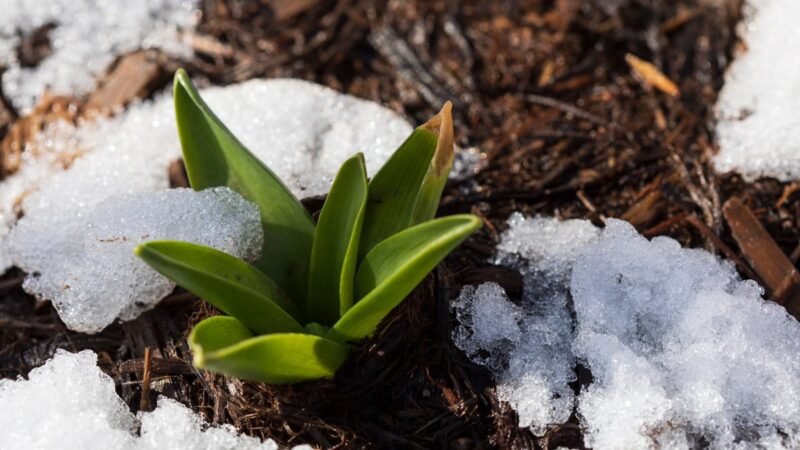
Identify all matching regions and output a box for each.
[625,53,680,97]
[269,0,319,21]
[621,177,667,228]
[189,34,236,59]
[537,60,556,87]
[723,197,800,317]
[621,190,663,228]
[85,50,166,115]
[0,93,82,177]
[776,182,800,208]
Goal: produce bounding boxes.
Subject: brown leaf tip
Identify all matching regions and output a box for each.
[420,101,454,176]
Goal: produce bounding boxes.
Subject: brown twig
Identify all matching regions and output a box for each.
[139,347,153,412]
[525,94,611,128]
[643,212,690,237]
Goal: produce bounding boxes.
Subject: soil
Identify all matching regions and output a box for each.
[2,0,798,449]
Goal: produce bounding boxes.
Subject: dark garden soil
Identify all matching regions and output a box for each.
[2,0,798,448]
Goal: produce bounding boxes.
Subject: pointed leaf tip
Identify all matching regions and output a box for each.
[358,102,458,258]
[419,101,454,178]
[174,68,190,87]
[411,101,456,224]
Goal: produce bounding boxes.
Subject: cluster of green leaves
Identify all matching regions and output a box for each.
[135,70,481,384]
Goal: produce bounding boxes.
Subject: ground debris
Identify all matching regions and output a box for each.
[723,197,800,317]
[85,51,169,115]
[0,93,81,177]
[4,0,800,448]
[625,53,680,98]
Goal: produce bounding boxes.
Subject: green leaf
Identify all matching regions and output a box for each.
[358,102,455,259]
[358,131,436,259]
[135,240,304,334]
[307,153,368,324]
[328,214,481,344]
[173,69,314,305]
[190,316,254,355]
[190,319,350,384]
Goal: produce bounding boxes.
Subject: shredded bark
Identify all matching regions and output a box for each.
[723,197,800,316]
[3,0,800,448]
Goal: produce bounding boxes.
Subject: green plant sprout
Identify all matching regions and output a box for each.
[134,70,481,384]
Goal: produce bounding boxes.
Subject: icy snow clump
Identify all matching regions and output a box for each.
[0,349,280,450]
[453,214,599,434]
[571,219,800,449]
[0,0,199,112]
[9,187,263,333]
[454,216,800,449]
[714,0,800,181]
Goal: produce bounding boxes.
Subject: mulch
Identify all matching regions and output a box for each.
[2,0,798,448]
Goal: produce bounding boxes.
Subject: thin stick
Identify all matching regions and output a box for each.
[643,212,689,237]
[525,94,610,128]
[139,347,153,412]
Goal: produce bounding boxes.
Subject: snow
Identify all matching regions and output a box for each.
[0,0,200,112]
[0,121,81,270]
[714,0,800,181]
[454,215,800,449]
[453,215,599,435]
[0,349,282,450]
[138,399,279,450]
[9,187,263,333]
[0,78,416,330]
[572,219,800,450]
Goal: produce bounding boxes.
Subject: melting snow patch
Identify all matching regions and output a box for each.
[453,214,599,435]
[0,79,416,331]
[572,219,800,449]
[9,187,263,333]
[0,349,280,449]
[714,0,800,181]
[454,216,800,449]
[0,0,199,112]
[0,121,81,270]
